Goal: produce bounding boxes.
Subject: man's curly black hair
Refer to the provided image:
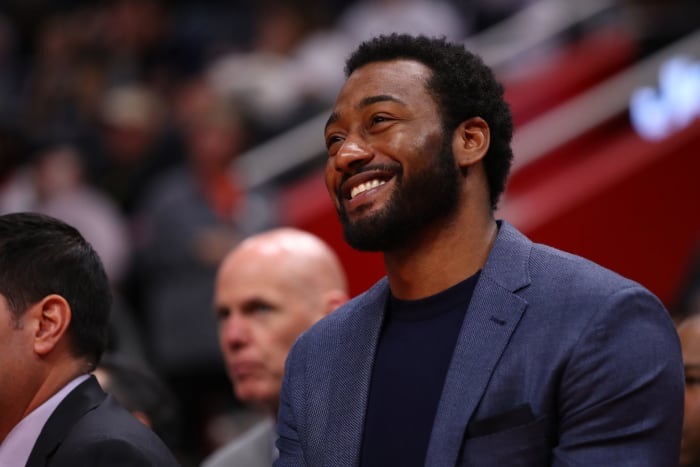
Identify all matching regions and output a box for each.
[345,33,514,209]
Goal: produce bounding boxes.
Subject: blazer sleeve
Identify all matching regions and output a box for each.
[552,285,684,467]
[275,339,307,467]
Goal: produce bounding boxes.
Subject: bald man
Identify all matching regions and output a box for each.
[679,314,700,467]
[202,228,349,467]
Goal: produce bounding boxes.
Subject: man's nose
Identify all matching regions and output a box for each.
[333,136,373,173]
[221,314,250,350]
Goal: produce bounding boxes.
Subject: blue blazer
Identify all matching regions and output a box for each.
[276,221,683,466]
[26,376,180,467]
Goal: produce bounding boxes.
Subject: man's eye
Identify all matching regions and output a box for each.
[245,300,274,315]
[326,135,344,151]
[370,115,388,125]
[686,376,700,386]
[253,304,272,313]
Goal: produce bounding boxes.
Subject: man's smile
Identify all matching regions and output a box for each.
[338,167,398,203]
[350,179,387,199]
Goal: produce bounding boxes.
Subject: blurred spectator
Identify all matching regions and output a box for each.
[456,0,537,33]
[90,83,178,214]
[100,0,173,87]
[131,80,278,463]
[0,142,131,286]
[0,124,25,193]
[280,0,469,108]
[672,236,700,324]
[205,0,329,145]
[677,314,700,467]
[21,10,92,141]
[0,14,21,124]
[337,0,466,43]
[618,0,700,55]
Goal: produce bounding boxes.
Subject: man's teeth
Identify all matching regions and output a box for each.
[351,179,386,199]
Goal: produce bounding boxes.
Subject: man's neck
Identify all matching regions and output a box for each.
[0,361,86,442]
[384,212,497,300]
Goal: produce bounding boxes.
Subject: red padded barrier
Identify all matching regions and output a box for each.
[498,118,700,305]
[504,27,637,126]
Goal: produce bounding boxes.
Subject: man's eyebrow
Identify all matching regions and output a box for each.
[359,94,405,109]
[325,112,339,133]
[325,95,406,133]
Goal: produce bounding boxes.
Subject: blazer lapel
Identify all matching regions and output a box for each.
[25,376,106,467]
[425,221,532,467]
[323,279,389,467]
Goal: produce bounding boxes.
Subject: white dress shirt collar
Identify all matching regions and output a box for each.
[0,374,89,467]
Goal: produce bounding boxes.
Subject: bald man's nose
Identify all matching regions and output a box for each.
[221,313,251,349]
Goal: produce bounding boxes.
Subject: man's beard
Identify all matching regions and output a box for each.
[337,135,461,252]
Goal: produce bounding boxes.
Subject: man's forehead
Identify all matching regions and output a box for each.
[340,59,430,97]
[215,279,283,306]
[329,60,435,125]
[348,58,431,78]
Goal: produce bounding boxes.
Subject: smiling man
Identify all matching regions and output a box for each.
[202,228,348,467]
[274,34,684,467]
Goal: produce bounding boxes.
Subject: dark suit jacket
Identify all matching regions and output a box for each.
[275,221,684,466]
[26,376,180,467]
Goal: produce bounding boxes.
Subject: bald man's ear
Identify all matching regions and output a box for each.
[322,290,349,317]
[453,117,490,171]
[32,294,71,356]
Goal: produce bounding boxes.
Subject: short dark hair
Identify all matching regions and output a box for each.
[0,212,111,370]
[345,34,514,209]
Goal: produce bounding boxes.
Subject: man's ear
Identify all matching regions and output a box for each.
[32,294,71,356]
[322,290,349,317]
[452,117,490,170]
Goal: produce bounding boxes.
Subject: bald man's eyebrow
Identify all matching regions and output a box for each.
[325,94,406,132]
[214,305,229,321]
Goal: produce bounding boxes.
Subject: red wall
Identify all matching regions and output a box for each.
[500,118,700,306]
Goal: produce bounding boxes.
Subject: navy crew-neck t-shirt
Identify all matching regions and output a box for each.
[360,270,481,467]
